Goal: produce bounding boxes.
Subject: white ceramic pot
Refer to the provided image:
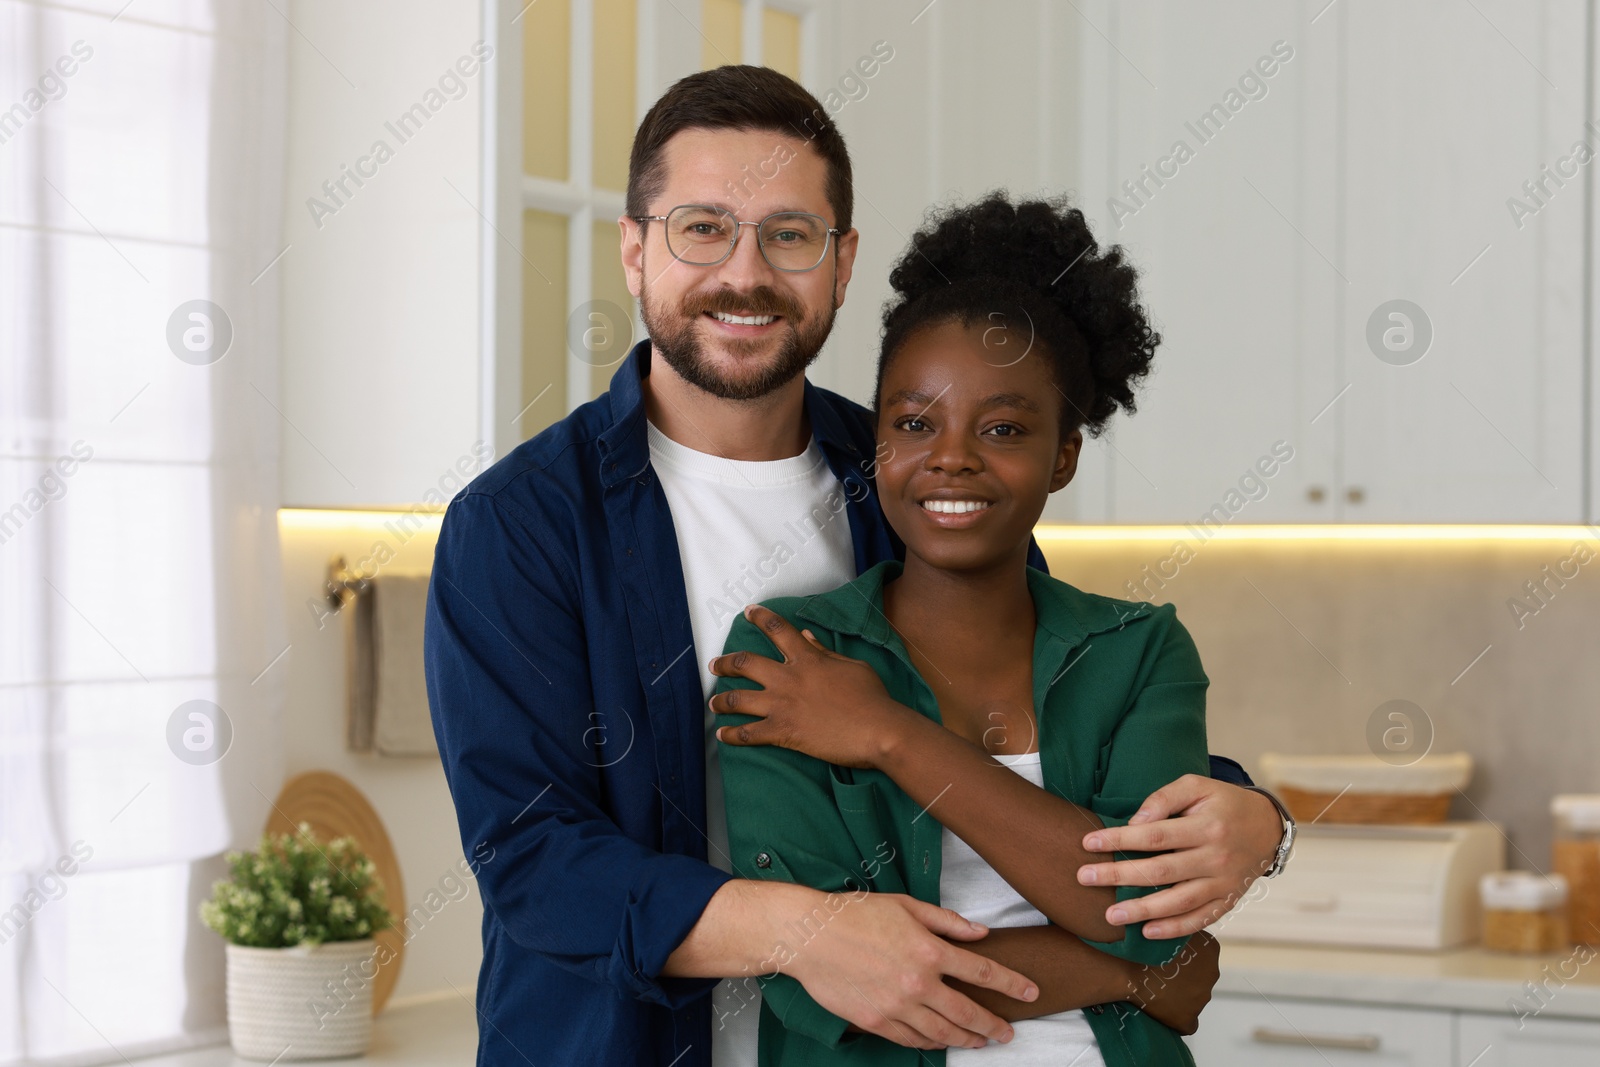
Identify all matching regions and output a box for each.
[225,939,376,1060]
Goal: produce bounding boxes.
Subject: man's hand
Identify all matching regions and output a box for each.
[709,605,921,769]
[1124,930,1221,1035]
[785,890,1038,1050]
[1076,775,1281,938]
[664,881,1037,1051]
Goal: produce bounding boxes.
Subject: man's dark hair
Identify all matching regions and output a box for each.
[627,65,853,232]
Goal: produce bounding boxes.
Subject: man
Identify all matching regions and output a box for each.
[425,64,1292,1067]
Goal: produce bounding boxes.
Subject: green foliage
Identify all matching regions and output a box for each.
[200,823,393,948]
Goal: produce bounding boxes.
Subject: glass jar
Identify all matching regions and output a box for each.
[1480,872,1568,953]
[1551,794,1600,947]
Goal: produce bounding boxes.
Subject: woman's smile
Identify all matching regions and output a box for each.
[875,320,1078,570]
[916,494,996,525]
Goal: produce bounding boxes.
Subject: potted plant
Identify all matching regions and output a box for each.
[201,823,394,1060]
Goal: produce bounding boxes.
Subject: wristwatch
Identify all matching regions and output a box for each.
[1245,785,1296,878]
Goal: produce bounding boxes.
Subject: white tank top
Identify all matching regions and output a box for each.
[939,751,1107,1066]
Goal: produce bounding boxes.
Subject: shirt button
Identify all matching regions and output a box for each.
[755,852,772,869]
[922,851,930,873]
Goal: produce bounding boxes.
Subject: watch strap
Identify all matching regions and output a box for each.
[1244,785,1296,878]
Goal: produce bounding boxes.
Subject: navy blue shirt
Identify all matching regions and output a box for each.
[425,340,1249,1066]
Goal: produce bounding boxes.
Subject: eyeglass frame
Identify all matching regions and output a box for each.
[630,204,844,273]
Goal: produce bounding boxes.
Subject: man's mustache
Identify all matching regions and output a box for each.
[683,286,803,321]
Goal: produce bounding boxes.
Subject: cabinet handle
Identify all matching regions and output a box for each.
[1307,486,1326,502]
[1346,486,1365,503]
[1251,1026,1380,1051]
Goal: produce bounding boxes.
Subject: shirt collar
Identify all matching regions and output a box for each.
[597,340,870,487]
[796,558,1152,654]
[596,340,650,488]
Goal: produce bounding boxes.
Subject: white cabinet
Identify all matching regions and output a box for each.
[1071,1,1341,525]
[278,1,511,507]
[1187,993,1454,1066]
[1338,0,1588,523]
[1072,0,1592,524]
[1187,994,1600,1067]
[1456,1012,1600,1066]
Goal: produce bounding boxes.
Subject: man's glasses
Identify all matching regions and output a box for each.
[631,205,842,273]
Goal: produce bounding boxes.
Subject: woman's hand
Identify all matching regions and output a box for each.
[1123,930,1220,1036]
[708,604,923,769]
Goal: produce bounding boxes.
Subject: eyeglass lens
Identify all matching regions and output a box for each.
[663,206,830,271]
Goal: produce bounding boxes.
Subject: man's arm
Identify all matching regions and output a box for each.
[664,879,1038,1051]
[425,491,732,1008]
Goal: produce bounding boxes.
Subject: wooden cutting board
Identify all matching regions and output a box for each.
[265,771,405,1014]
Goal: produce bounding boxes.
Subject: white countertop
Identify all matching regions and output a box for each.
[126,941,1600,1062]
[131,995,478,1065]
[1214,937,1600,1019]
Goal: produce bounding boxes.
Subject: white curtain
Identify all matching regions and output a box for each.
[1,2,288,1062]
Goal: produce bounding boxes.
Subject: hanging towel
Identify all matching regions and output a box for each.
[346,571,437,757]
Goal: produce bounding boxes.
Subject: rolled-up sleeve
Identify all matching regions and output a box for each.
[425,490,733,1007]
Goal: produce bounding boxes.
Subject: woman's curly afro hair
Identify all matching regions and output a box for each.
[874,193,1160,439]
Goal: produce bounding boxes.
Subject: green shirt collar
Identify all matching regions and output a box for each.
[795,558,1153,654]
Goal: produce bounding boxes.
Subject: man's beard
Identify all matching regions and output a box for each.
[640,274,836,401]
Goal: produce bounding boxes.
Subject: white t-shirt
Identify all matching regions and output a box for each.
[646,418,856,1067]
[940,751,1107,1067]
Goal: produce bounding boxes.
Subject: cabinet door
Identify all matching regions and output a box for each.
[1186,993,1453,1066]
[279,1,488,506]
[1073,0,1341,524]
[1456,1011,1600,1066]
[1339,0,1587,522]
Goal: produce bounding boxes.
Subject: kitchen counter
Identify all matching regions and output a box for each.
[131,995,478,1065]
[128,942,1600,1062]
[1214,937,1600,1020]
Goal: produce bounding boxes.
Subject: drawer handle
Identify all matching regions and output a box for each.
[1251,1026,1381,1052]
[1289,894,1338,912]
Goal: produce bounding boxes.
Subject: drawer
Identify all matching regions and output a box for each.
[1456,1011,1600,1066]
[1186,993,1453,1067]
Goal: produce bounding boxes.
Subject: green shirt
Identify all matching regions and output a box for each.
[713,558,1210,1067]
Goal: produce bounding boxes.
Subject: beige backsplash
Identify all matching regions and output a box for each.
[1037,532,1600,873]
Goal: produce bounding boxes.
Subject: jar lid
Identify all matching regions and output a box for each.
[1552,794,1600,831]
[1480,871,1567,910]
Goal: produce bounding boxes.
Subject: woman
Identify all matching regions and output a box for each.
[709,194,1218,1066]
